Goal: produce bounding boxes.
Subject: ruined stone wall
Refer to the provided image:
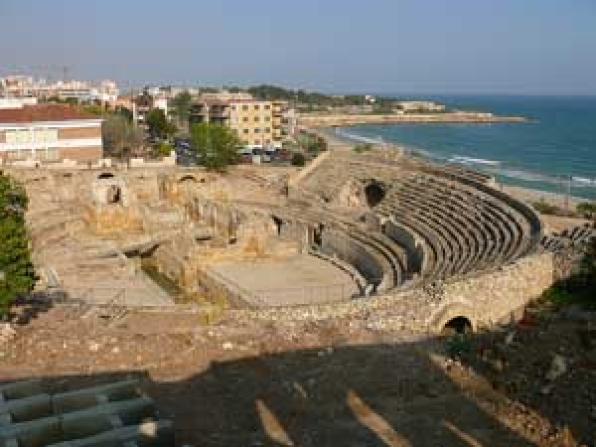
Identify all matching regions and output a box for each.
[242,252,555,333]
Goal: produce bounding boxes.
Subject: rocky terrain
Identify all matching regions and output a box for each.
[1,295,594,446]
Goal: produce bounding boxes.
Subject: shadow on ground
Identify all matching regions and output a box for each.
[24,337,551,447]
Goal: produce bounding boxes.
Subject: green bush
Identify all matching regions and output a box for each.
[155,142,174,157]
[291,152,306,167]
[532,200,562,215]
[0,174,35,317]
[576,202,596,219]
[353,143,373,153]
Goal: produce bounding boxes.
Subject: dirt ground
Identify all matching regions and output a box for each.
[1,297,594,446]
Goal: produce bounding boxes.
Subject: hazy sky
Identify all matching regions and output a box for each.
[1,0,595,95]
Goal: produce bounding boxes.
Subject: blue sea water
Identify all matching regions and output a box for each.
[338,95,596,200]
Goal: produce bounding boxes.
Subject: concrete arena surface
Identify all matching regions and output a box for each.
[209,254,359,307]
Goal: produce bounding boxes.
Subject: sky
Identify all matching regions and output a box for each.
[1,0,595,95]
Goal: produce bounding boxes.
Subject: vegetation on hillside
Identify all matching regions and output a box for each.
[0,174,35,318]
[200,84,396,109]
[190,123,241,171]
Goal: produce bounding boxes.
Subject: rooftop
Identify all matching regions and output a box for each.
[0,104,99,124]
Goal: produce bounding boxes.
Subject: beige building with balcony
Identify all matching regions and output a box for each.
[189,97,290,149]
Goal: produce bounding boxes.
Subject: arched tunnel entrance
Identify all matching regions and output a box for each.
[364,182,386,208]
[442,316,473,335]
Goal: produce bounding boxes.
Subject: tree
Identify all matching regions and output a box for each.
[0,174,35,317]
[190,123,241,171]
[146,109,177,140]
[102,115,145,158]
[291,152,306,167]
[171,91,192,130]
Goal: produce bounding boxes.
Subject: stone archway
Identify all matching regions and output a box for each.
[442,316,473,335]
[364,181,385,208]
[178,174,198,183]
[432,304,476,334]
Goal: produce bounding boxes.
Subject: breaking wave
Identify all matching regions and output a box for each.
[448,155,501,166]
[334,129,384,145]
[572,176,596,186]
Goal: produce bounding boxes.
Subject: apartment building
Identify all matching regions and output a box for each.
[229,99,275,147]
[189,97,290,148]
[0,104,103,163]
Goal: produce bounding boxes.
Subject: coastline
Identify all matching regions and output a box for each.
[311,126,590,215]
[298,111,528,128]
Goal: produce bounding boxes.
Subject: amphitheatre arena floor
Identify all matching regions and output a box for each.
[210,254,359,306]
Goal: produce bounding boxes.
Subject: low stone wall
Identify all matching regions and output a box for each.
[384,219,425,273]
[242,252,554,333]
[320,229,385,286]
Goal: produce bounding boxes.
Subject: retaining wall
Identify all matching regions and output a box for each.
[242,252,555,333]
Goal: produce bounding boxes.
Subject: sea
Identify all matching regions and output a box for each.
[336,95,596,201]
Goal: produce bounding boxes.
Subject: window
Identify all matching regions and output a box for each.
[254,104,260,110]
[242,105,249,111]
[243,129,249,134]
[264,105,271,110]
[254,128,260,133]
[265,128,271,133]
[38,149,59,161]
[231,105,236,111]
[265,139,271,144]
[254,117,260,122]
[243,117,249,122]
[265,116,271,122]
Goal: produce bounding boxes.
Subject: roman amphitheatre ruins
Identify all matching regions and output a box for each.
[2,139,596,446]
[4,139,561,332]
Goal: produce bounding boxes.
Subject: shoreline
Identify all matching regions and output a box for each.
[311,126,591,211]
